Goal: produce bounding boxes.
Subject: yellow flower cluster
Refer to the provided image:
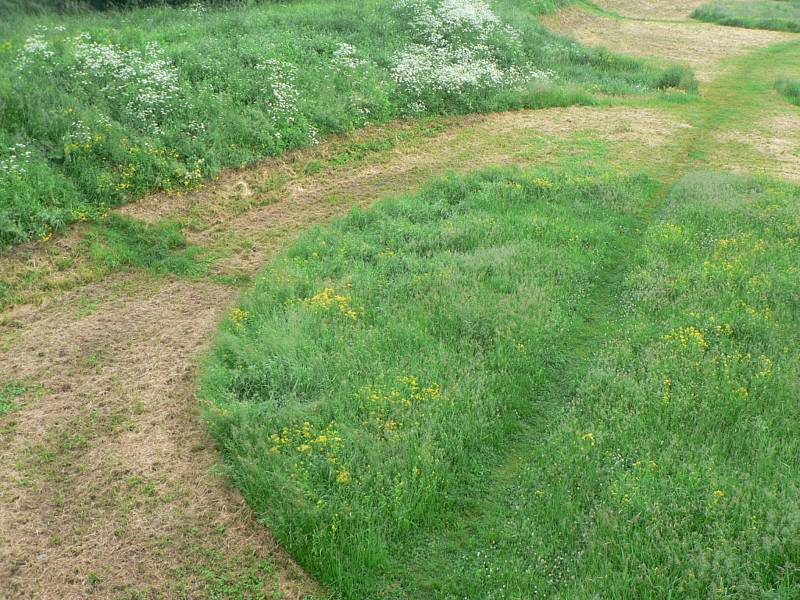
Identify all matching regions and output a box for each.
[65,133,105,154]
[269,421,349,482]
[228,307,249,329]
[365,376,443,436]
[660,222,686,239]
[526,176,553,189]
[305,287,359,320]
[662,325,708,351]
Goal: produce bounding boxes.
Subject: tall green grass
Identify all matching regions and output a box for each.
[0,0,694,246]
[776,77,800,104]
[202,168,800,598]
[380,172,800,597]
[693,0,800,32]
[200,167,659,597]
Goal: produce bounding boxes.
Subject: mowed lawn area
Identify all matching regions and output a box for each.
[202,167,800,598]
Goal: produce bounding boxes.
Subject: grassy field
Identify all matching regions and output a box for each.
[0,0,695,246]
[693,0,800,32]
[200,166,659,596]
[5,0,800,597]
[200,162,800,597]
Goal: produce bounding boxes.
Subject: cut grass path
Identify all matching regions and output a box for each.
[1,4,799,598]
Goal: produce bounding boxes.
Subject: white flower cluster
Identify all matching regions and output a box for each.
[16,34,55,68]
[255,59,301,127]
[71,35,185,134]
[0,143,32,179]
[393,43,506,95]
[65,119,93,145]
[391,0,547,107]
[404,0,512,45]
[332,43,369,69]
[183,2,207,14]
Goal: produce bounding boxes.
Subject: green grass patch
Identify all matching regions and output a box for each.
[200,166,659,597]
[202,167,800,597]
[0,379,27,416]
[84,214,207,276]
[381,172,800,597]
[776,77,800,104]
[0,0,694,246]
[693,0,800,32]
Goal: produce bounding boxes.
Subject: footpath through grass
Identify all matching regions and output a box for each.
[693,0,800,32]
[0,0,694,245]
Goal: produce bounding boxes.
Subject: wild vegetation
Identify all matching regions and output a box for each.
[693,0,800,32]
[201,159,800,597]
[4,0,800,597]
[775,77,800,103]
[0,0,694,246]
[201,166,656,596]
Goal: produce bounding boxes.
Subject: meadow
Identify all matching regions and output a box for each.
[693,0,800,32]
[4,0,800,597]
[201,165,800,598]
[0,0,694,246]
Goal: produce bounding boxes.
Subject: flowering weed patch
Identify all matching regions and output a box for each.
[200,167,657,597]
[391,172,800,597]
[0,0,695,245]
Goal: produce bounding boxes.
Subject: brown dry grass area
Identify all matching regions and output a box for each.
[0,105,683,599]
[0,275,316,599]
[593,0,705,20]
[714,112,800,181]
[541,6,794,82]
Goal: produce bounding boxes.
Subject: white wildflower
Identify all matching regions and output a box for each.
[332,43,369,69]
[0,143,33,179]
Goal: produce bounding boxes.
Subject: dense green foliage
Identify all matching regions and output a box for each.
[200,167,655,596]
[776,77,800,104]
[693,0,800,32]
[0,0,694,246]
[202,168,800,598]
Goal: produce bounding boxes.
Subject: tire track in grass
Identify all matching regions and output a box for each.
[380,33,800,600]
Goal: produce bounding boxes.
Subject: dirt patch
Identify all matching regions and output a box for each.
[542,6,795,82]
[0,274,317,598]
